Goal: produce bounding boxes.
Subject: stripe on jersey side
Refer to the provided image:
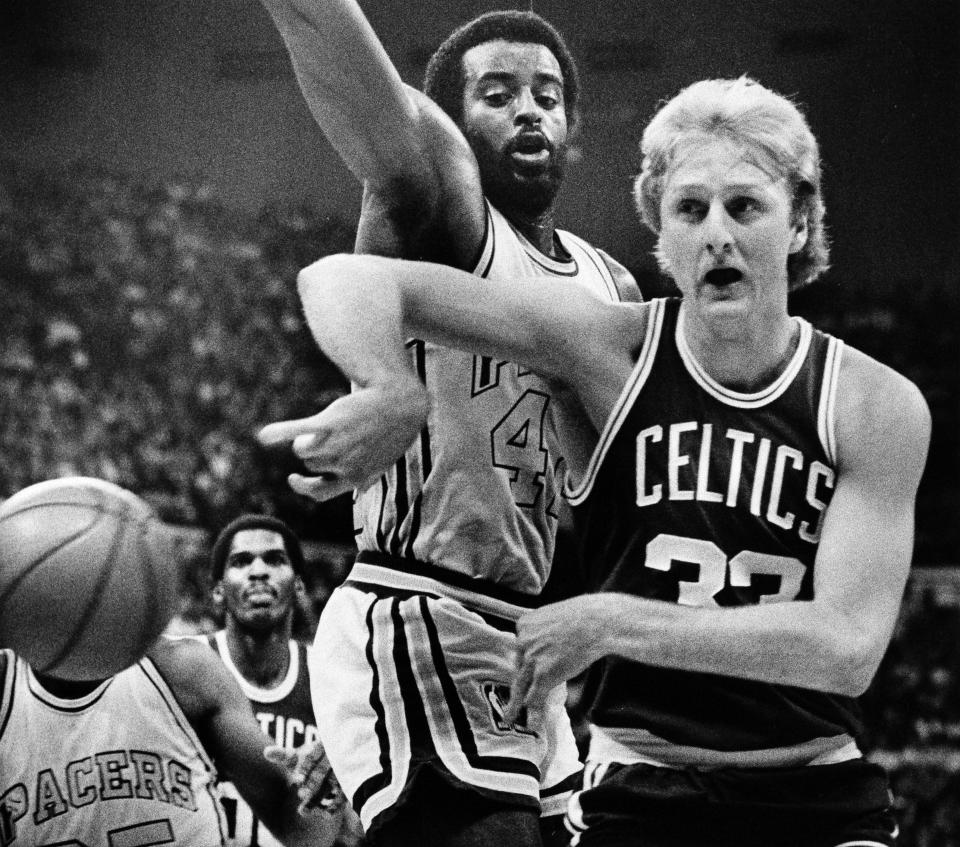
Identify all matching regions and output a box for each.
[141,659,216,775]
[0,649,16,741]
[390,454,409,558]
[818,335,844,466]
[677,308,813,408]
[473,203,496,279]
[565,297,667,505]
[373,475,390,552]
[414,597,541,787]
[141,658,228,841]
[403,340,432,559]
[370,339,430,558]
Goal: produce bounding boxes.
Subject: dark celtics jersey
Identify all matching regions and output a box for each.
[204,631,317,847]
[566,297,860,760]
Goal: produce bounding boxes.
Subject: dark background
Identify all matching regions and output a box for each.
[1,0,956,287]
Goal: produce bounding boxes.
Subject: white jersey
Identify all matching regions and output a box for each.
[0,649,229,846]
[353,201,629,595]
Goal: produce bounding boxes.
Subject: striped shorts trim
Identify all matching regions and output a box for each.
[311,572,581,834]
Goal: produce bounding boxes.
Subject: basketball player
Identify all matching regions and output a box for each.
[202,514,364,846]
[0,638,342,846]
[262,78,931,846]
[256,1,638,844]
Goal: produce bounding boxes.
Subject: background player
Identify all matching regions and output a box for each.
[262,76,931,846]
[256,1,639,844]
[202,514,365,846]
[0,638,343,846]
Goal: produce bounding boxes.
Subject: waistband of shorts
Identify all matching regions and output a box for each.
[588,724,862,770]
[347,551,541,622]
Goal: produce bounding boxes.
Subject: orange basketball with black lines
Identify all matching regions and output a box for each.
[0,477,179,680]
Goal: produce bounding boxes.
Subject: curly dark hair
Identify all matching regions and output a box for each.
[210,514,306,582]
[423,10,580,129]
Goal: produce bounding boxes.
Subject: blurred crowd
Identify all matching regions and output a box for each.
[863,581,960,845]
[1,161,958,844]
[0,160,354,539]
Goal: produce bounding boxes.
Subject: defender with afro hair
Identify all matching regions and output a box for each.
[423,10,580,131]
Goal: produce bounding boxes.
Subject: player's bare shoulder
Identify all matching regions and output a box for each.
[834,343,931,485]
[148,636,235,719]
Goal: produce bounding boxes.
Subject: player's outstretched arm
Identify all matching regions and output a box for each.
[508,350,932,717]
[258,0,421,185]
[258,253,641,501]
[151,639,342,847]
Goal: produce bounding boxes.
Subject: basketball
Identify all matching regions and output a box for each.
[0,477,180,681]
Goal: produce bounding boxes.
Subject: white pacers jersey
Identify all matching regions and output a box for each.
[0,650,228,846]
[353,201,628,595]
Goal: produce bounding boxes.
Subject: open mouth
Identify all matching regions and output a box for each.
[703,267,744,287]
[245,590,276,605]
[510,134,551,167]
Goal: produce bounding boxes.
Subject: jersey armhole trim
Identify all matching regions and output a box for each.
[472,201,496,278]
[565,298,667,505]
[817,335,844,465]
[0,649,15,741]
[141,655,218,775]
[558,230,619,301]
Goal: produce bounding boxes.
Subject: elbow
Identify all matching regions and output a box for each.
[820,625,885,698]
[296,253,354,299]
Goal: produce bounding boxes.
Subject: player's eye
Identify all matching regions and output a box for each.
[728,197,761,219]
[484,91,511,107]
[262,551,290,566]
[676,199,707,220]
[228,553,255,568]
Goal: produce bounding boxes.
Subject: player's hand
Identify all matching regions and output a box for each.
[258,379,428,502]
[504,595,611,724]
[264,741,346,816]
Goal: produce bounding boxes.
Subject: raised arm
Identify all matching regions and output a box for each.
[259,0,429,187]
[507,350,932,717]
[258,0,483,256]
[259,253,640,499]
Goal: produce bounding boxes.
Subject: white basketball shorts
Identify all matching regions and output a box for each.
[309,556,583,834]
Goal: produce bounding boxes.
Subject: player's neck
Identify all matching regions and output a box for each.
[33,671,104,699]
[681,305,799,392]
[224,621,292,689]
[507,208,563,258]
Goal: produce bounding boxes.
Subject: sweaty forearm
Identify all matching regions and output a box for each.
[593,592,879,697]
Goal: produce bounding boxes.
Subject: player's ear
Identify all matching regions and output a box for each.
[789,214,808,254]
[294,575,307,601]
[211,582,224,608]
